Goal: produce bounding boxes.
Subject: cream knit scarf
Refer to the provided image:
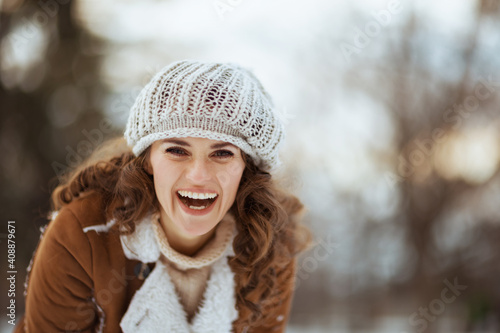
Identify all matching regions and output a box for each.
[119,212,238,333]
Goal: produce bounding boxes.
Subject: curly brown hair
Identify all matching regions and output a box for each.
[51,136,311,328]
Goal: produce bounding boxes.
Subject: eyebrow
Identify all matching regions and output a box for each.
[161,139,235,149]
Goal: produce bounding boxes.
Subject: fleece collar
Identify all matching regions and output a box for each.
[119,213,238,333]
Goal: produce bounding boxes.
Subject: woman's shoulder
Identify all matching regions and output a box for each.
[27,192,108,290]
[43,191,119,256]
[50,191,109,232]
[36,191,126,277]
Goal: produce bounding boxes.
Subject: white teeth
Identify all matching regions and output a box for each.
[189,205,207,210]
[177,190,218,200]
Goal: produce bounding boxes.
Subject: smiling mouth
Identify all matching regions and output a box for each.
[176,192,218,210]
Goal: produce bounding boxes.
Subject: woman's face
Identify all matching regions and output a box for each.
[148,137,245,241]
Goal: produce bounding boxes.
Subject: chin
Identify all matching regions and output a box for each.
[178,216,217,237]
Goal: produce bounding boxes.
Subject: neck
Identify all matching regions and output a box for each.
[159,213,216,256]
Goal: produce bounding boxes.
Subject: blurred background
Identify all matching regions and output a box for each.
[1,0,500,332]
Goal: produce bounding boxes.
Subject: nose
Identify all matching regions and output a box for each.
[185,158,212,183]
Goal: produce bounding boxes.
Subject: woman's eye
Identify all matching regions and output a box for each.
[166,147,187,156]
[213,150,234,158]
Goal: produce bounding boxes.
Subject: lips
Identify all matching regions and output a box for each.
[175,193,218,216]
[176,192,217,210]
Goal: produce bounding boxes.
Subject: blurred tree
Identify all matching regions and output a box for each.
[292,0,500,331]
[344,0,500,331]
[0,0,117,317]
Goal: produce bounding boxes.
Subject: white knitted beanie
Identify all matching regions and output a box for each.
[124,60,285,172]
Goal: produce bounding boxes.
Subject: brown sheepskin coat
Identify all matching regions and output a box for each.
[13,192,297,333]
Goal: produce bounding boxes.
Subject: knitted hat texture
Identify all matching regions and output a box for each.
[124,60,285,171]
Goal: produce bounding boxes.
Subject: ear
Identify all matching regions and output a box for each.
[144,159,153,175]
[142,150,153,175]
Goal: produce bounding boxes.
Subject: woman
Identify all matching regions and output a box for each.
[15,60,310,333]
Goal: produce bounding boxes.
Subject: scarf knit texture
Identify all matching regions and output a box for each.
[151,212,235,322]
[119,211,239,333]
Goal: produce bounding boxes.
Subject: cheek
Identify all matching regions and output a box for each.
[153,175,173,206]
[218,163,245,198]
[151,163,180,201]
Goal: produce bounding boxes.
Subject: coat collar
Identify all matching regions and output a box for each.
[119,212,238,333]
[119,212,161,263]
